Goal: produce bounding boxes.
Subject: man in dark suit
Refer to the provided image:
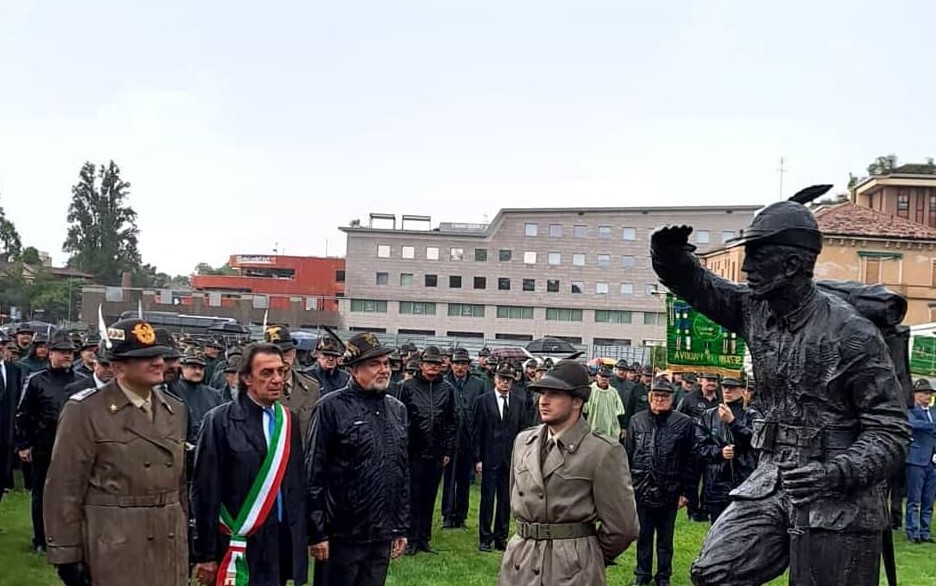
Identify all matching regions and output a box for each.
[191,343,308,586]
[473,362,529,552]
[0,332,24,505]
[906,378,936,544]
[441,348,486,529]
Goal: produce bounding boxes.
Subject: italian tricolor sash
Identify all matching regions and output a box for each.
[216,402,292,586]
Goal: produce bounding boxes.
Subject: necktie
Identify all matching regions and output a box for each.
[926,407,933,423]
[543,437,563,475]
[500,394,509,420]
[140,399,154,422]
[264,408,284,522]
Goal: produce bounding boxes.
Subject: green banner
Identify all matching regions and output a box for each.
[910,336,936,377]
[665,294,745,376]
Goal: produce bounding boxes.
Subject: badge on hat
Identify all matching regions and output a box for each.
[131,323,156,345]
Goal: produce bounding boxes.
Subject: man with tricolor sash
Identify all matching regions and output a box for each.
[192,343,308,586]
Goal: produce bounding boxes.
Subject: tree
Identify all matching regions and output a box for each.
[195,262,237,276]
[0,196,22,263]
[867,154,898,176]
[21,246,41,265]
[62,161,142,285]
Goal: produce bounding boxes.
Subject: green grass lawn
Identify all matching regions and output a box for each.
[3,480,936,585]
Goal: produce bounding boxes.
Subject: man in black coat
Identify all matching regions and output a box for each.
[397,346,456,555]
[677,372,721,522]
[0,332,24,507]
[694,377,760,523]
[70,336,98,379]
[306,335,350,396]
[473,362,528,552]
[626,377,696,586]
[441,348,486,529]
[14,328,78,553]
[62,350,113,395]
[191,343,308,586]
[167,348,224,447]
[306,333,409,586]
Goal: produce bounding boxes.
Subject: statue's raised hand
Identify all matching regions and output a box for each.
[651,225,694,251]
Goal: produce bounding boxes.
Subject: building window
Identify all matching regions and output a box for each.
[449,275,462,288]
[721,231,736,243]
[377,245,391,258]
[547,279,560,293]
[897,191,910,219]
[864,258,882,285]
[571,281,584,294]
[598,225,612,239]
[594,337,632,346]
[595,310,633,324]
[620,282,634,295]
[427,247,440,260]
[595,282,609,295]
[335,270,346,282]
[523,251,537,265]
[495,333,534,341]
[450,248,464,261]
[399,301,437,315]
[645,283,658,296]
[400,273,414,286]
[402,246,415,259]
[498,277,511,291]
[497,305,534,319]
[523,278,536,292]
[425,274,438,287]
[695,231,711,245]
[375,272,389,285]
[524,222,538,237]
[546,308,583,322]
[597,254,611,268]
[475,248,488,262]
[573,225,588,238]
[621,255,636,268]
[929,193,936,228]
[573,253,586,267]
[350,299,388,313]
[549,224,563,237]
[548,252,561,265]
[448,303,485,318]
[932,260,936,287]
[474,276,487,289]
[499,249,512,262]
[622,227,636,241]
[643,311,665,325]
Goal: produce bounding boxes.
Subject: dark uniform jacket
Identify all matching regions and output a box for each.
[306,364,350,396]
[17,351,48,378]
[652,245,911,531]
[444,371,486,453]
[192,393,308,586]
[44,382,189,586]
[677,389,721,421]
[15,367,78,455]
[166,379,224,444]
[305,381,410,544]
[72,361,93,379]
[626,409,696,508]
[0,361,24,484]
[398,374,456,460]
[623,382,649,429]
[472,389,528,468]
[694,400,761,506]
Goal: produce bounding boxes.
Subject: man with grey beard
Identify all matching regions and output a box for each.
[306,333,410,586]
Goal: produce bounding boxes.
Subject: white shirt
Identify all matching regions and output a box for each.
[497,392,509,419]
[93,374,107,389]
[0,361,6,389]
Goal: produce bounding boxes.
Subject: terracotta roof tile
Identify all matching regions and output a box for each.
[814,203,936,240]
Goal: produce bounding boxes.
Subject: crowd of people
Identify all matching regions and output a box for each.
[0,312,930,586]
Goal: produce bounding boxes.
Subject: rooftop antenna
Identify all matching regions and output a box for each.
[777,157,788,200]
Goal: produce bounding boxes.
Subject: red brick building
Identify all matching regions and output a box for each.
[191,254,345,311]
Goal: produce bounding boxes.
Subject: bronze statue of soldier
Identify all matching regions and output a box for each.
[651,186,910,586]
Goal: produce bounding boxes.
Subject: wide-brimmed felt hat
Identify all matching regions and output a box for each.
[614,359,631,370]
[224,353,243,373]
[79,335,100,350]
[494,362,515,379]
[651,377,676,394]
[316,335,344,357]
[154,328,182,360]
[264,325,296,351]
[48,328,76,352]
[597,365,612,377]
[452,348,472,363]
[405,358,420,373]
[528,359,591,401]
[181,347,207,366]
[104,319,169,360]
[721,377,743,388]
[203,338,224,350]
[914,378,934,392]
[343,332,394,367]
[421,346,444,364]
[14,325,34,335]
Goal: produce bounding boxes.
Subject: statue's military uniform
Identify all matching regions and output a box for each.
[652,193,910,586]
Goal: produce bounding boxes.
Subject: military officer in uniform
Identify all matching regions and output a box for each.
[497,360,639,586]
[265,325,321,448]
[43,318,189,586]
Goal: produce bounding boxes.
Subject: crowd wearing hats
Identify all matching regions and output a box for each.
[1,317,777,586]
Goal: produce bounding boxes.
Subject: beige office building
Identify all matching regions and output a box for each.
[339,206,758,347]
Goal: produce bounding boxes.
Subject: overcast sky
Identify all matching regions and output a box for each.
[0,0,933,276]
